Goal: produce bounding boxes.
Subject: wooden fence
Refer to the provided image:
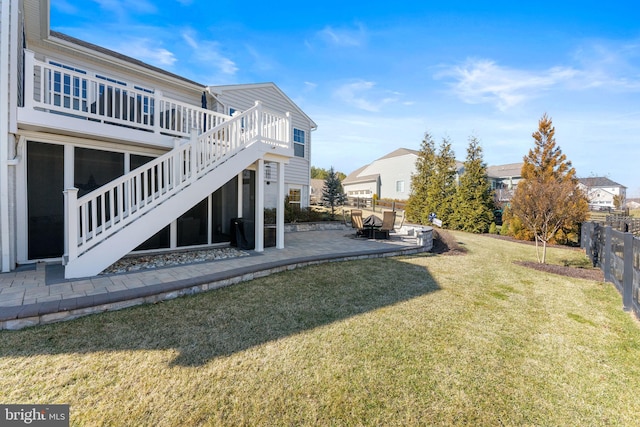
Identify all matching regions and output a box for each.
[345,198,407,211]
[604,214,640,235]
[581,222,640,318]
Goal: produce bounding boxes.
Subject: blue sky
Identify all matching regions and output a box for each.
[50,0,640,196]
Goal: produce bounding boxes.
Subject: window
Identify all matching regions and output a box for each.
[396,180,405,193]
[289,188,301,205]
[294,128,305,158]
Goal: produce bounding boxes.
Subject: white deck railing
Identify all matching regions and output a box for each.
[63,101,291,262]
[23,50,228,137]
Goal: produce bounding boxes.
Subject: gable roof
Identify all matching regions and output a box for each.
[49,31,205,88]
[342,165,379,185]
[486,163,523,179]
[344,147,468,185]
[578,177,626,188]
[208,83,317,129]
[377,148,419,161]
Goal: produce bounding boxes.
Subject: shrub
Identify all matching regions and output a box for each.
[488,222,498,235]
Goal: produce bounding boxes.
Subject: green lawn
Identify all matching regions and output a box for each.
[2,231,640,426]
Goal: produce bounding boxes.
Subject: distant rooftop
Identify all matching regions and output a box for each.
[486,163,523,179]
[578,177,626,188]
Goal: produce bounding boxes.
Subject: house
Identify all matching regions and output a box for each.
[208,84,317,209]
[486,163,523,204]
[626,198,640,210]
[309,179,325,205]
[0,0,315,278]
[342,147,464,202]
[577,177,627,210]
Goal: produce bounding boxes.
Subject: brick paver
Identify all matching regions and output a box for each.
[0,227,433,329]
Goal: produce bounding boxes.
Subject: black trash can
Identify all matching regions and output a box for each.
[230,218,255,250]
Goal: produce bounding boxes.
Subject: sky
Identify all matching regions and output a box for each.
[50,0,640,196]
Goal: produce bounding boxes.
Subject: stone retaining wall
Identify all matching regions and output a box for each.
[0,244,431,330]
[283,222,348,232]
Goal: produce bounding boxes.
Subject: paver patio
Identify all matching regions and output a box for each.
[0,227,432,330]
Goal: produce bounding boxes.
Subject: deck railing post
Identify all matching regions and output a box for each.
[23,50,35,109]
[254,100,263,141]
[622,232,634,311]
[153,90,162,134]
[173,138,181,188]
[190,130,198,177]
[63,188,79,264]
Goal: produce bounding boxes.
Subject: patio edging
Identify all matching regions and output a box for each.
[0,243,432,331]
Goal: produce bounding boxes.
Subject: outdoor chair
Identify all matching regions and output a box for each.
[379,210,396,239]
[350,209,362,228]
[351,210,366,237]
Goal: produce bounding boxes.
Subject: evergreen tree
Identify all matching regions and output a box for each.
[449,136,494,233]
[510,114,588,262]
[406,132,436,224]
[427,137,457,227]
[321,166,346,219]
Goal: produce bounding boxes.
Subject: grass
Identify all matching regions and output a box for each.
[2,232,640,425]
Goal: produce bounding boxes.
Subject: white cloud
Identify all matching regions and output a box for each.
[570,40,640,90]
[92,0,157,19]
[114,38,176,67]
[333,80,401,112]
[317,23,367,47]
[51,0,79,15]
[181,31,238,76]
[437,59,579,111]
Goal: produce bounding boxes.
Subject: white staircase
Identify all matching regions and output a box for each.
[63,102,291,278]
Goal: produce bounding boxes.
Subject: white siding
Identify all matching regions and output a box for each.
[210,84,315,206]
[344,181,377,199]
[362,154,417,200]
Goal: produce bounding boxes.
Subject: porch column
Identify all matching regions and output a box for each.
[63,188,79,264]
[0,0,13,271]
[277,161,285,249]
[237,172,243,217]
[64,145,74,188]
[255,160,264,252]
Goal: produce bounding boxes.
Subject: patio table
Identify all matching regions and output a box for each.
[363,215,382,238]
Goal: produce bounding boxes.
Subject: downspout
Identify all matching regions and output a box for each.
[0,0,16,272]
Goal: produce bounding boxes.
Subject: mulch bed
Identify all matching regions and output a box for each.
[432,229,467,255]
[514,260,604,281]
[434,229,604,281]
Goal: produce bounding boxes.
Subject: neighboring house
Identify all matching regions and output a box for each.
[486,163,523,204]
[342,148,464,202]
[0,0,315,278]
[578,177,627,210]
[343,147,527,206]
[626,198,640,210]
[309,179,325,205]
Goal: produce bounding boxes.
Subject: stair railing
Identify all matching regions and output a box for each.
[64,101,290,263]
